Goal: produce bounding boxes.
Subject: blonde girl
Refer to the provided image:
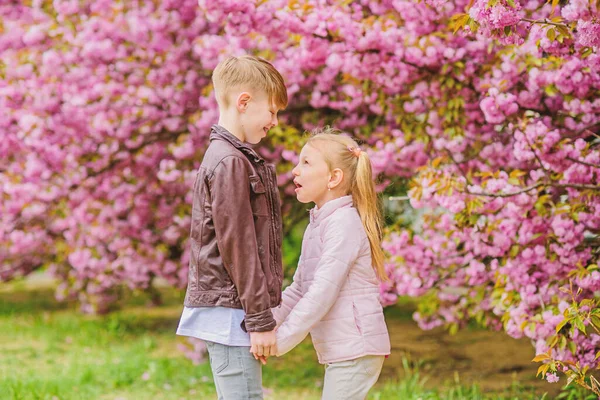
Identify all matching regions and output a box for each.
[272,128,390,400]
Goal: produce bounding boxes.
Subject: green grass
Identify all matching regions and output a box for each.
[0,281,325,400]
[0,278,587,400]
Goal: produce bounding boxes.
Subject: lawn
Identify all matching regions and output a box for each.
[0,276,590,400]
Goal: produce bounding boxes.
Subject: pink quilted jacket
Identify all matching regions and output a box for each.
[272,196,390,364]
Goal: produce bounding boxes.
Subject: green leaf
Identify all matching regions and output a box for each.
[510,245,520,258]
[581,47,593,59]
[532,353,551,362]
[547,335,559,348]
[450,13,470,34]
[547,28,556,41]
[470,18,480,34]
[580,299,593,307]
[510,170,527,179]
[544,85,558,96]
[551,0,559,16]
[559,335,567,350]
[573,317,587,335]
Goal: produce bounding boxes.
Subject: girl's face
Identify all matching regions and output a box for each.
[291,143,333,208]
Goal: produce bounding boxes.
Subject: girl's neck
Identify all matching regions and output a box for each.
[314,190,347,209]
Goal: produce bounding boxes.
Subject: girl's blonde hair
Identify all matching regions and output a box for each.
[307,127,388,282]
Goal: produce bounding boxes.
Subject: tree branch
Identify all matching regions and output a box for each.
[445,149,474,186]
[520,17,569,28]
[464,182,544,198]
[553,183,600,191]
[68,128,188,191]
[578,121,600,137]
[463,181,600,198]
[566,157,600,169]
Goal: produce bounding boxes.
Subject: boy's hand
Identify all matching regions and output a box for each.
[249,330,277,359]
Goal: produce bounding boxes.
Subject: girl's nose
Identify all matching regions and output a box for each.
[291,165,299,176]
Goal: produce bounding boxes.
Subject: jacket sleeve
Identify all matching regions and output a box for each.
[275,214,363,356]
[210,155,275,332]
[271,265,302,327]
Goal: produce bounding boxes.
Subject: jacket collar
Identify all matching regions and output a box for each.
[209,124,264,163]
[310,195,354,225]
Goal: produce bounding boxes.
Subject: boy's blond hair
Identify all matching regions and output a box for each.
[212,55,288,110]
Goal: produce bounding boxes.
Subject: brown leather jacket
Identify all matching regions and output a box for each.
[183,125,283,332]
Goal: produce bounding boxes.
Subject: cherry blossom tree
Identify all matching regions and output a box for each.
[1,0,599,389]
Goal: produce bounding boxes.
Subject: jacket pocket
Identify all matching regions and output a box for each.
[249,175,269,216]
[352,302,363,336]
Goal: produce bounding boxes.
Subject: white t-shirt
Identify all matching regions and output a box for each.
[176,306,251,347]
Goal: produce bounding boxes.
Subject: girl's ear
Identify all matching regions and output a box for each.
[329,168,344,189]
[236,92,251,113]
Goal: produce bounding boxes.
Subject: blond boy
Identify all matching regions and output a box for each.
[177,55,288,399]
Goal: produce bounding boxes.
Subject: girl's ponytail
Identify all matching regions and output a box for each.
[352,151,388,282]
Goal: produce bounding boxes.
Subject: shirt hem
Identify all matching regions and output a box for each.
[176,329,251,347]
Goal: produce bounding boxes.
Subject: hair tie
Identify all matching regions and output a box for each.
[348,146,362,158]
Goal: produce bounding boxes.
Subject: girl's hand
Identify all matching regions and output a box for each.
[257,355,268,365]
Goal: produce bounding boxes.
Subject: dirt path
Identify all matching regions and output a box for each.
[382,307,561,397]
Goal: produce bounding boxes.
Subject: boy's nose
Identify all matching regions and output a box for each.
[272,114,278,126]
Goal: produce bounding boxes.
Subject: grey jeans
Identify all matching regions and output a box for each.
[205,341,263,400]
[322,355,385,400]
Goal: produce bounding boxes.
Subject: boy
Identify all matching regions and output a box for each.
[177,55,288,399]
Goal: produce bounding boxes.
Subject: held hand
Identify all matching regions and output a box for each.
[249,330,278,359]
[256,355,268,365]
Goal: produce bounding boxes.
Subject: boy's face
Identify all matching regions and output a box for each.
[291,143,331,207]
[239,91,279,144]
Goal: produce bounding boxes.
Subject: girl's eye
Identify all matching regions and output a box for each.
[304,160,309,164]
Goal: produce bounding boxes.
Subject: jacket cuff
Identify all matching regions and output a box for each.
[241,308,276,332]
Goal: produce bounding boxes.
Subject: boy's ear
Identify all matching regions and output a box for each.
[236,92,251,113]
[329,168,344,189]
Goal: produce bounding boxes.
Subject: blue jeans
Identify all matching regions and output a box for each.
[205,341,263,400]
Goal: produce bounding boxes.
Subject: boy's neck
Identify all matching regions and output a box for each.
[217,115,245,143]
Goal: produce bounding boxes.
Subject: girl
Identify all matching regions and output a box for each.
[272,128,391,399]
